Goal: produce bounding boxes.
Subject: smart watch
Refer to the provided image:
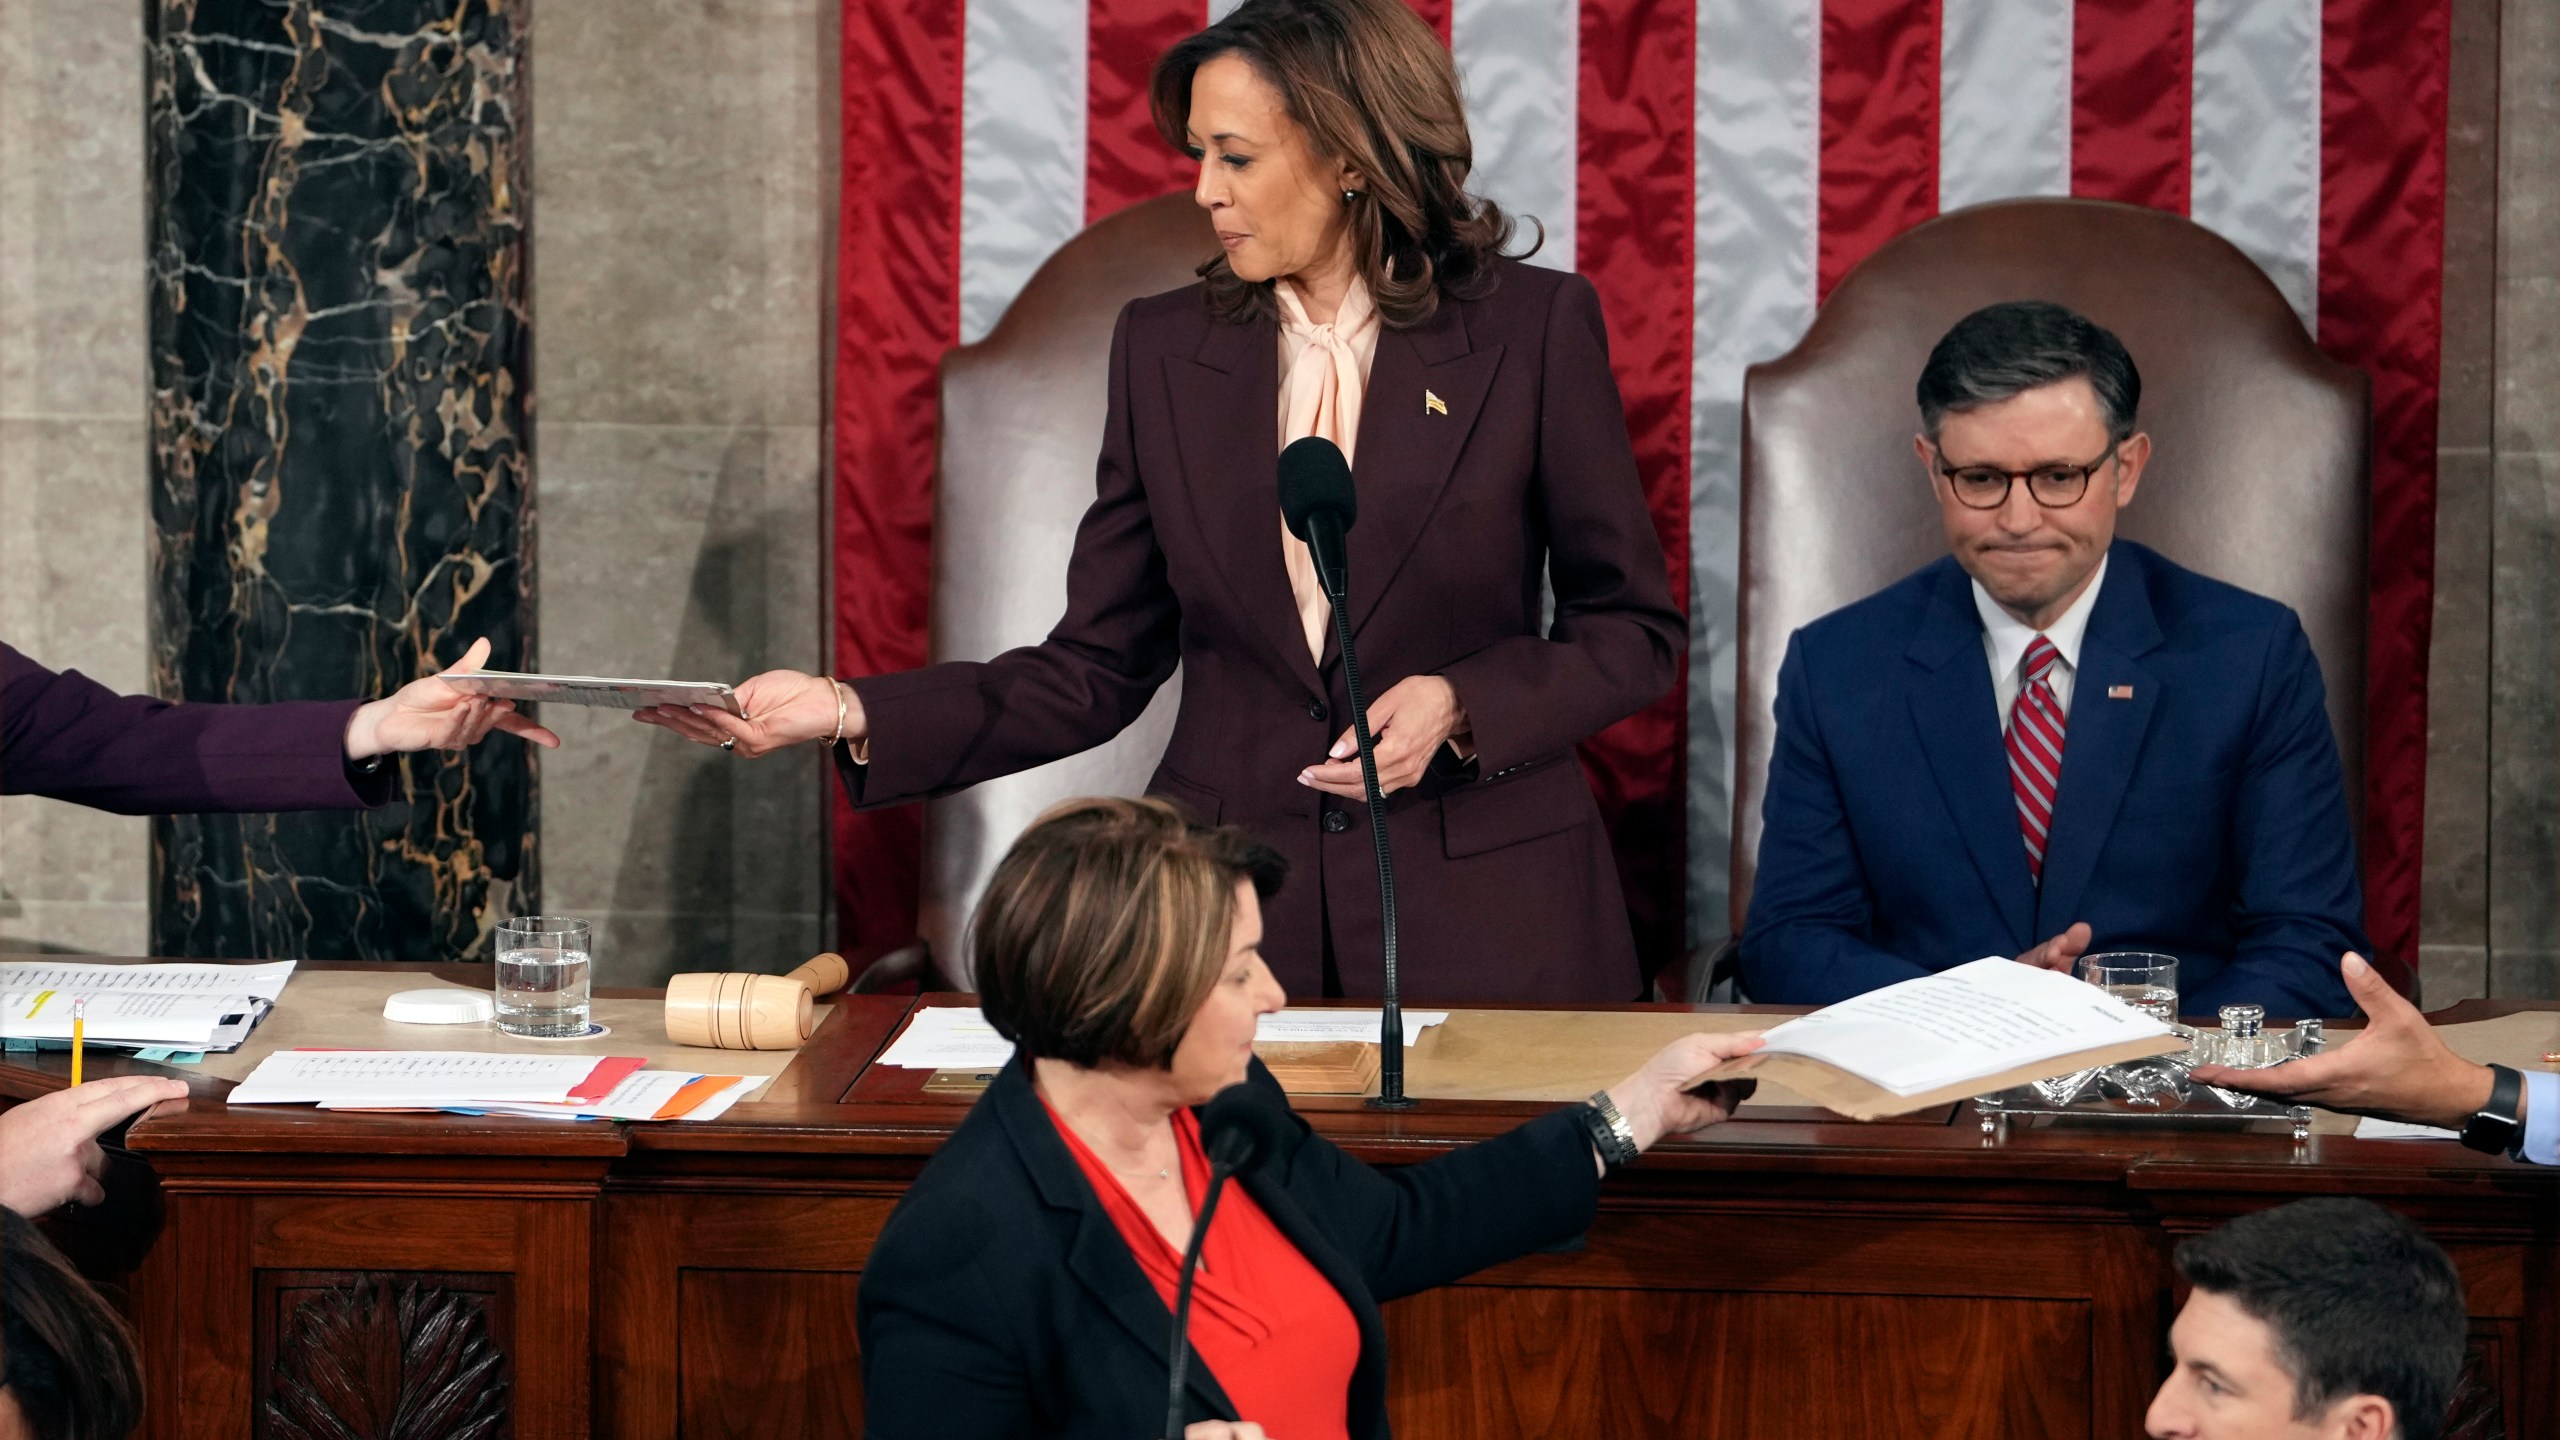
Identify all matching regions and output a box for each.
[2458,1064,2525,1156]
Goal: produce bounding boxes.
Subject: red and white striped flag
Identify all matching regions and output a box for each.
[835,0,2446,978]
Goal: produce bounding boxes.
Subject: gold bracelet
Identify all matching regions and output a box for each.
[828,679,849,747]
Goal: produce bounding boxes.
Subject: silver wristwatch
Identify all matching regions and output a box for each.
[1582,1089,1640,1170]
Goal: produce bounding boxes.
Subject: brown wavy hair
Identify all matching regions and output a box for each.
[971,796,1286,1070]
[1149,0,1534,329]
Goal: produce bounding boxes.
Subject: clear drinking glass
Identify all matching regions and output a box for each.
[2077,952,2179,1024]
[495,916,593,1037]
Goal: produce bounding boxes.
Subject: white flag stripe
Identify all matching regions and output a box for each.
[1452,0,1579,270]
[2190,0,2323,330]
[1937,0,2073,211]
[958,0,1089,345]
[1691,0,1822,939]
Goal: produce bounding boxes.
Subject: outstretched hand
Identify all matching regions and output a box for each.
[633,669,857,759]
[1604,1029,1767,1157]
[345,637,561,759]
[2189,952,2493,1132]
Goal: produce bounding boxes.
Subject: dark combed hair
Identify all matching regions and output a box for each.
[3,1206,146,1440]
[2173,1198,2468,1440]
[1915,300,2142,442]
[971,796,1287,1070]
[1149,0,1531,328]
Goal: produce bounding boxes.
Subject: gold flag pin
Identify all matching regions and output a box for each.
[1424,389,1448,416]
[2108,684,2134,699]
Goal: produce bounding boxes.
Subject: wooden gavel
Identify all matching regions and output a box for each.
[665,953,851,1051]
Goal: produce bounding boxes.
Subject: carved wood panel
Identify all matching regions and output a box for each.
[2442,1326,2516,1440]
[254,1270,514,1440]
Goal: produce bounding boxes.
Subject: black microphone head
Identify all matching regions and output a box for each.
[1278,436,1357,544]
[1199,1083,1294,1177]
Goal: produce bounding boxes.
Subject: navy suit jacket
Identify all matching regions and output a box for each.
[1739,541,2363,1018]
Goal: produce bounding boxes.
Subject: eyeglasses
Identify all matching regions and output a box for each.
[1934,441,2121,510]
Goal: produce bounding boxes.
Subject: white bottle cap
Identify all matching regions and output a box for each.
[383,988,496,1025]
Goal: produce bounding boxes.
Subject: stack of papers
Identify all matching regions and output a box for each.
[875,1005,1451,1070]
[2,960,295,1053]
[226,1050,762,1122]
[1751,957,2179,1098]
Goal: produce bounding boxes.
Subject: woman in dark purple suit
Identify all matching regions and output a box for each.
[641,0,1681,1004]
[0,636,555,815]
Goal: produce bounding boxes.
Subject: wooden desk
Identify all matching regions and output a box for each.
[10,973,2556,1440]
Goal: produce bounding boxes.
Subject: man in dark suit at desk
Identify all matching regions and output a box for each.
[1741,301,2362,1017]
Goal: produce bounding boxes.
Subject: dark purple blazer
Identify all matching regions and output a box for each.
[0,642,388,814]
[845,261,1682,1003]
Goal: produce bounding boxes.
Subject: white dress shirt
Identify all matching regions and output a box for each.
[1974,555,2110,729]
[2522,1070,2558,1165]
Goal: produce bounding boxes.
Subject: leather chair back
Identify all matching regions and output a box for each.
[917,193,1218,982]
[1731,198,2369,929]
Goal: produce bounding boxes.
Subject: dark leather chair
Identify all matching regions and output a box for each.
[885,194,1217,987]
[1715,197,2369,994]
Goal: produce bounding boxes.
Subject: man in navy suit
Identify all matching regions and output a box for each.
[1740,301,2362,1017]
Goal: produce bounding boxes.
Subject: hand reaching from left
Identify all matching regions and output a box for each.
[344,638,561,760]
[1298,675,1464,800]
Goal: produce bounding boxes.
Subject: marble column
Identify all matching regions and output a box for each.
[144,0,535,960]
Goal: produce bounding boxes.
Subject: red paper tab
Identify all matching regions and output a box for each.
[568,1056,647,1106]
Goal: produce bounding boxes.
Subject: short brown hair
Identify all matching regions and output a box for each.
[972,797,1286,1069]
[3,1207,145,1440]
[1150,0,1530,329]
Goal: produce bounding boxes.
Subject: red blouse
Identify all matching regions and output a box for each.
[1043,1098,1359,1440]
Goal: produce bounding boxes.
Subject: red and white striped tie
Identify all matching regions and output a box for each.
[2007,635,2068,882]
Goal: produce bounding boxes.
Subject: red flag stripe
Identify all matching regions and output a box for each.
[1576,0,1695,983]
[2319,0,2447,977]
[832,0,966,948]
[2070,0,2193,210]
[1087,0,1202,222]
[1816,0,1940,301]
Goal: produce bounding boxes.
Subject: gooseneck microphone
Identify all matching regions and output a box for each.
[1165,1085,1296,1440]
[1276,436,1412,1114]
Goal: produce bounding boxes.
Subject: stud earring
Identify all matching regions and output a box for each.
[1342,189,1359,203]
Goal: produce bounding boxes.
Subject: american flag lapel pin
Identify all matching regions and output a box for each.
[2108,684,2135,700]
[1424,389,1448,416]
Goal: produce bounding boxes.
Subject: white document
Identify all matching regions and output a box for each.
[228,1050,608,1106]
[1254,1009,1449,1048]
[0,959,296,1002]
[461,1070,763,1122]
[2353,1117,2459,1141]
[1755,957,2176,1097]
[876,1006,1453,1069]
[0,960,295,1048]
[877,1007,1017,1070]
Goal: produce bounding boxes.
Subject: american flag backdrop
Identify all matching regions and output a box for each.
[834,0,2448,980]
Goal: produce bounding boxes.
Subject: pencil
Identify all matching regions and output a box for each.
[70,996,86,1087]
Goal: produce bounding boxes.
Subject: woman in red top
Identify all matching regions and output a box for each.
[856,796,1763,1439]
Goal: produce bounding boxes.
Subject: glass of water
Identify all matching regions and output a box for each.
[2077,952,2179,1024]
[495,916,593,1038]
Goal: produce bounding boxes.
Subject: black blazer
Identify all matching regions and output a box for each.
[855,1058,1599,1439]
